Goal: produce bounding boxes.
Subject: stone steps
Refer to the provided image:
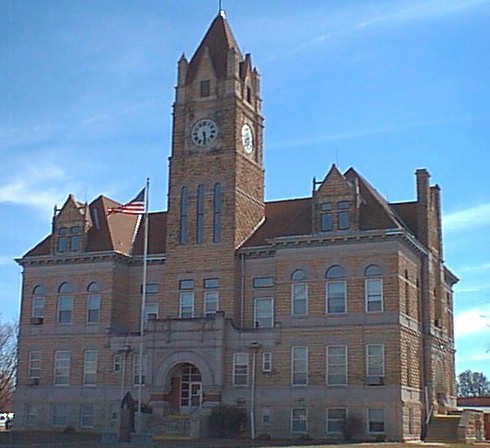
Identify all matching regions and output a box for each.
[426,415,460,442]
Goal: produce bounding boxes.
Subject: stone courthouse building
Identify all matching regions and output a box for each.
[15,12,460,441]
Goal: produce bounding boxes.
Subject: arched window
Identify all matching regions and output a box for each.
[291,270,307,316]
[196,185,205,244]
[213,183,222,243]
[58,282,74,324]
[32,285,45,319]
[87,282,101,324]
[326,265,346,314]
[179,186,189,244]
[364,264,383,313]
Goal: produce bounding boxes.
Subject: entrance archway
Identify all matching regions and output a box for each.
[167,363,202,413]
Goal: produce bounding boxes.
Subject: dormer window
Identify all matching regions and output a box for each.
[337,201,351,230]
[200,80,210,97]
[57,226,82,253]
[320,202,333,232]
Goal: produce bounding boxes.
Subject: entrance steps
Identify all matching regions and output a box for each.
[148,414,193,439]
[426,414,461,442]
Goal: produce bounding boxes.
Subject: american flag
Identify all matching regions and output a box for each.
[108,188,145,215]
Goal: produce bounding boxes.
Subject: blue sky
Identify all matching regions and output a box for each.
[2,0,489,376]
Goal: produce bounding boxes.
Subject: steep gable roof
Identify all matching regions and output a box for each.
[187,12,242,83]
[242,198,312,247]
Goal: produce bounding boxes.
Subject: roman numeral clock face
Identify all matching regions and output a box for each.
[191,119,218,147]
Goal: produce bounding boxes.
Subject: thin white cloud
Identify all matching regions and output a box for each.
[444,203,490,232]
[458,262,490,273]
[0,257,14,266]
[455,283,490,293]
[469,353,490,362]
[455,305,490,337]
[284,0,490,56]
[0,162,70,216]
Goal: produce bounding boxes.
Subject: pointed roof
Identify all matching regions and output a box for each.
[186,13,242,83]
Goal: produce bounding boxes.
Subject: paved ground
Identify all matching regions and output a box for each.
[0,432,489,448]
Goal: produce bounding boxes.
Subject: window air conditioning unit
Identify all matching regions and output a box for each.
[29,378,40,386]
[148,314,157,321]
[30,317,43,325]
[366,376,384,386]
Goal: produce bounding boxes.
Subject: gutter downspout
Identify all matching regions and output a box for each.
[248,342,261,440]
[241,254,245,328]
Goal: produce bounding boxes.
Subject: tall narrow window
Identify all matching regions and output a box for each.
[52,404,69,426]
[320,202,334,232]
[405,270,410,316]
[28,351,41,380]
[83,350,97,385]
[200,80,210,97]
[327,345,347,385]
[87,282,101,323]
[196,184,205,244]
[337,201,351,230]
[179,186,189,244]
[366,344,385,378]
[326,265,347,314]
[213,183,222,243]
[133,354,147,385]
[327,408,347,434]
[368,409,385,433]
[179,280,194,318]
[54,351,71,385]
[32,285,45,319]
[204,278,219,316]
[292,346,308,385]
[80,404,95,428]
[291,270,308,316]
[291,408,307,433]
[262,352,272,373]
[58,283,74,324]
[254,298,273,328]
[233,353,249,386]
[365,265,383,313]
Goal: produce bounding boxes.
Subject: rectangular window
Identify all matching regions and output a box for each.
[57,237,68,253]
[368,408,385,433]
[327,345,347,385]
[200,80,210,97]
[338,211,350,230]
[367,344,385,377]
[80,404,95,428]
[144,303,159,321]
[253,276,274,288]
[366,279,383,312]
[292,346,308,386]
[58,296,73,324]
[24,404,37,425]
[113,354,122,373]
[204,291,219,316]
[28,351,41,379]
[54,351,70,385]
[141,283,159,295]
[326,281,346,313]
[87,295,101,323]
[262,408,272,425]
[179,291,194,318]
[254,298,274,328]
[196,184,205,244]
[179,279,194,290]
[233,353,249,386]
[71,235,81,251]
[327,408,347,434]
[32,297,44,318]
[262,352,272,373]
[321,213,334,232]
[83,350,97,385]
[52,403,69,426]
[291,408,307,433]
[134,354,147,385]
[204,278,219,289]
[292,283,308,316]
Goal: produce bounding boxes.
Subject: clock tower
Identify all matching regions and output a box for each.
[164,12,265,319]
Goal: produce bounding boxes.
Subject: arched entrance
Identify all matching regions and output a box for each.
[167,363,203,413]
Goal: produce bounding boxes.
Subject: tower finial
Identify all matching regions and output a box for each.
[219,0,225,17]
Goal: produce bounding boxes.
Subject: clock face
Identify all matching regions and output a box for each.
[241,124,254,154]
[191,119,218,147]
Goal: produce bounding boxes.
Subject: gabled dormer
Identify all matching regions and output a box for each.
[312,164,360,234]
[51,194,91,254]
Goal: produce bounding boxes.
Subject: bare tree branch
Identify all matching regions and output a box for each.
[0,319,17,411]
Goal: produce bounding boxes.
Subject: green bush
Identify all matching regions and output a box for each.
[208,405,247,438]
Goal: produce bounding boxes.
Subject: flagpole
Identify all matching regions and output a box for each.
[137,177,150,433]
